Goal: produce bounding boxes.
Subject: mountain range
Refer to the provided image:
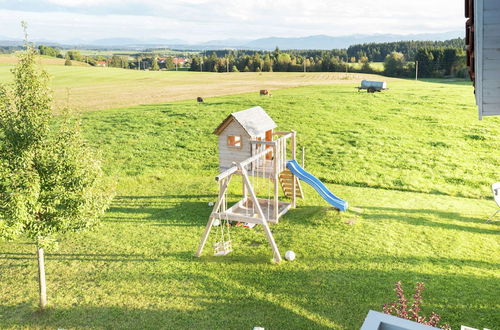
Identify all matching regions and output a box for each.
[0,31,463,50]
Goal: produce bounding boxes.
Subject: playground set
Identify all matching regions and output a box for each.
[195,106,348,262]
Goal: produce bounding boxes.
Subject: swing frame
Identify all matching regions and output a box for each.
[195,132,298,263]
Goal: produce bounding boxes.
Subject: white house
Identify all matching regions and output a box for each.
[466,0,500,119]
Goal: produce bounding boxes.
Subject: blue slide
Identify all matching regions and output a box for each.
[286,160,348,211]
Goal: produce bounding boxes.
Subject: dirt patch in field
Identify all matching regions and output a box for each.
[0,58,395,112]
[51,72,395,112]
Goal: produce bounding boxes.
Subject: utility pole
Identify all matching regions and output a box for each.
[226,57,229,73]
[415,61,419,80]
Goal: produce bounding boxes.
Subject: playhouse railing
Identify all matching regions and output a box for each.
[216,131,296,182]
[215,147,273,182]
[273,131,295,173]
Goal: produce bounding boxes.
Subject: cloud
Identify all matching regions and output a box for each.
[0,0,464,43]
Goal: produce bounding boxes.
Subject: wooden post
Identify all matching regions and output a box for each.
[273,144,279,222]
[291,131,297,208]
[240,164,282,263]
[302,146,305,168]
[37,246,47,310]
[195,176,232,257]
[242,175,247,203]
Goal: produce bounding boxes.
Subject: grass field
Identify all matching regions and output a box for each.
[0,54,90,67]
[0,66,499,329]
[0,54,393,112]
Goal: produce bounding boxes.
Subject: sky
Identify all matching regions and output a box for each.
[0,0,464,43]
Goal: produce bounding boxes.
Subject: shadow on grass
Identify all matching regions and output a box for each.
[361,206,500,235]
[0,252,158,262]
[228,267,499,329]
[0,271,330,329]
[1,195,498,328]
[416,78,471,85]
[1,266,497,329]
[103,194,215,226]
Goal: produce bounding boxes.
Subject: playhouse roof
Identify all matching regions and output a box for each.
[213,106,277,137]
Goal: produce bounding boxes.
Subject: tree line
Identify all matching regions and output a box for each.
[37,45,179,70]
[0,46,23,54]
[189,48,361,73]
[383,48,467,78]
[34,39,467,78]
[347,38,465,62]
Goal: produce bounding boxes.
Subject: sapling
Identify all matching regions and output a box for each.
[0,23,112,310]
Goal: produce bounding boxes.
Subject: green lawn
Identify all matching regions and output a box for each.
[0,79,499,329]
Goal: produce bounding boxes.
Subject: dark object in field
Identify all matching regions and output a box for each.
[356,80,388,93]
[197,97,204,103]
[260,89,272,96]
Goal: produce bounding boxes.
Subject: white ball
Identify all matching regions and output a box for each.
[213,218,220,226]
[208,202,214,206]
[285,250,296,261]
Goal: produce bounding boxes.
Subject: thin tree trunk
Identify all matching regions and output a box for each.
[37,245,47,310]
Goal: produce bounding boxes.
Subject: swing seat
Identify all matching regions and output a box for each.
[214,241,232,256]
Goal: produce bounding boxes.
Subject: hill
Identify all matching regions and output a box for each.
[0,54,89,67]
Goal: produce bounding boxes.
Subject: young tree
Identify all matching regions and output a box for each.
[189,57,200,71]
[151,57,160,71]
[275,53,291,71]
[38,45,60,58]
[0,25,112,310]
[384,52,407,77]
[66,50,82,62]
[415,49,435,77]
[64,57,72,66]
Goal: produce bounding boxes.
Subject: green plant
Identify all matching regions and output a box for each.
[0,24,112,310]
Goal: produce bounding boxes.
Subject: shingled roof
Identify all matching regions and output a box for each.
[213,106,277,137]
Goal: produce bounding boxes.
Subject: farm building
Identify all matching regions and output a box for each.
[173,57,186,67]
[213,106,276,172]
[466,0,500,118]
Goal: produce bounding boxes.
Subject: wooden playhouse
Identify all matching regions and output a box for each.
[195,106,348,262]
[195,106,303,262]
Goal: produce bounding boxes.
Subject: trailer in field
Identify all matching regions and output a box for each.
[356,80,388,93]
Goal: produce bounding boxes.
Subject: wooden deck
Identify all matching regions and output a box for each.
[214,198,291,224]
[219,160,284,179]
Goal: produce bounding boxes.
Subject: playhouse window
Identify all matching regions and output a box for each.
[227,135,241,147]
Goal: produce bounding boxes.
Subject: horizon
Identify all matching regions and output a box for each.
[0,0,464,44]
